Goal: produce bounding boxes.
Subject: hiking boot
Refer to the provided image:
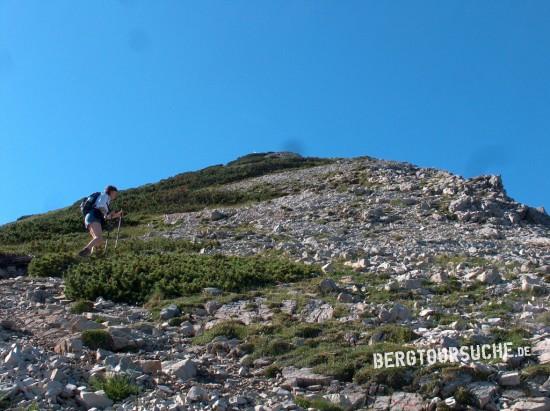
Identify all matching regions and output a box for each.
[78,247,91,257]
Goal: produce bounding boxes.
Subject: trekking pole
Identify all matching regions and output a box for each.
[104,225,111,255]
[114,210,123,249]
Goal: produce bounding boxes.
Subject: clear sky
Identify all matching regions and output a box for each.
[1,1,549,225]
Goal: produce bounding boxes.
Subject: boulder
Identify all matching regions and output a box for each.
[160,304,181,320]
[180,322,195,337]
[467,381,498,408]
[205,301,221,315]
[324,391,366,411]
[54,336,83,354]
[389,392,425,411]
[319,278,338,293]
[281,367,331,387]
[499,371,520,386]
[477,269,503,285]
[532,338,550,365]
[337,292,353,303]
[44,380,63,398]
[140,359,162,374]
[305,304,334,323]
[70,317,105,332]
[186,386,208,402]
[163,359,197,381]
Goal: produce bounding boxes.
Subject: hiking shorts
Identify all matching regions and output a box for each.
[84,209,105,230]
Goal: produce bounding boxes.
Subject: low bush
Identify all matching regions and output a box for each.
[70,300,94,314]
[255,338,294,357]
[28,253,77,277]
[81,329,115,351]
[292,324,323,339]
[64,253,319,304]
[90,374,139,402]
[192,320,248,345]
[353,366,412,388]
[294,396,343,411]
[369,324,418,344]
[263,364,281,378]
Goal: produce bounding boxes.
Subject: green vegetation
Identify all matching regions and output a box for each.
[192,320,249,345]
[81,329,115,351]
[434,254,492,269]
[65,253,319,304]
[490,326,531,349]
[90,374,139,402]
[354,366,412,388]
[454,386,476,406]
[368,324,418,344]
[28,253,77,277]
[70,300,95,314]
[263,364,281,378]
[294,396,343,411]
[520,363,550,381]
[292,324,323,339]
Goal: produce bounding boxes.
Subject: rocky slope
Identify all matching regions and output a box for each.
[1,154,549,411]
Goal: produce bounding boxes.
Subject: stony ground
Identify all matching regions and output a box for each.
[1,156,550,411]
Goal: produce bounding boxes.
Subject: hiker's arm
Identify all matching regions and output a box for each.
[107,210,123,219]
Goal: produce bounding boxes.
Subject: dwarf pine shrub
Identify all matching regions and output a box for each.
[64,253,319,304]
[28,253,77,277]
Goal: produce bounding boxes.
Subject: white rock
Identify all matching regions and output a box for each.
[186,386,207,402]
[163,359,197,381]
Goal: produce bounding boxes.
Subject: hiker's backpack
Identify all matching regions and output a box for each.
[80,192,100,216]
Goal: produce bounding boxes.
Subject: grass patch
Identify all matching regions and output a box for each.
[521,364,550,381]
[90,374,139,402]
[294,396,343,411]
[434,254,492,269]
[490,326,531,349]
[369,324,418,344]
[354,366,412,388]
[292,324,323,339]
[192,320,248,345]
[263,364,281,378]
[254,338,294,357]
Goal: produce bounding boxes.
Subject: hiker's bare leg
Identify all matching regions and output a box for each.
[85,222,104,253]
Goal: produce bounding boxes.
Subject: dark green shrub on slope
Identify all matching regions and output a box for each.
[64,253,319,304]
[28,253,77,277]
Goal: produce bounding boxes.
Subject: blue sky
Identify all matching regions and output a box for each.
[1,1,549,225]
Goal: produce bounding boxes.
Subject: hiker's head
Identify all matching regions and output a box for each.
[105,185,118,200]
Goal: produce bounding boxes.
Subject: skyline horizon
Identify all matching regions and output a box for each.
[2,1,549,225]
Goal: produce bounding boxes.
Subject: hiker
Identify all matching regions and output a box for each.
[79,185,123,256]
